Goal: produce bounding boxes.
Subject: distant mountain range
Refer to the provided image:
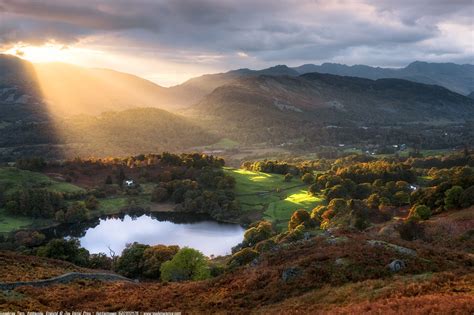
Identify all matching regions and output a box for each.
[292,61,474,96]
[0,53,473,158]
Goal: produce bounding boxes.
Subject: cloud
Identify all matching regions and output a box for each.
[0,0,472,83]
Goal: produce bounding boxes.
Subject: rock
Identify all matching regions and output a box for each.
[281,267,302,283]
[388,260,406,272]
[367,240,417,257]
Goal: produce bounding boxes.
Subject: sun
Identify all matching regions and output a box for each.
[4,43,74,63]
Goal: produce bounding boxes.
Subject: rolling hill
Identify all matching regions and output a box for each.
[186,73,474,144]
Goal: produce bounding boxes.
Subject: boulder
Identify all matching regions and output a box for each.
[388,259,406,272]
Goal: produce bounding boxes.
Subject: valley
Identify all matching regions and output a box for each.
[1,53,473,314]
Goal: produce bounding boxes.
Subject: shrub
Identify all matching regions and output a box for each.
[409,204,432,220]
[160,248,210,282]
[444,186,464,210]
[116,242,150,278]
[288,209,314,230]
[301,172,315,184]
[243,221,274,247]
[228,248,259,267]
[308,183,320,196]
[311,205,327,221]
[84,195,99,210]
[37,238,89,266]
[459,186,474,208]
[142,245,179,279]
[151,187,169,202]
[88,253,112,270]
[284,173,293,182]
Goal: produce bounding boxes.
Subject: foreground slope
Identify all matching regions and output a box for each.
[1,227,472,313]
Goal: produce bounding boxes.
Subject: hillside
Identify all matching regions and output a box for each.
[187,73,474,144]
[1,225,472,313]
[293,61,474,95]
[0,107,217,160]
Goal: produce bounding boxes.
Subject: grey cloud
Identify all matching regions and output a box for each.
[0,0,472,68]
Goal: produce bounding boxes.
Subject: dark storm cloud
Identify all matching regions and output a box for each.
[0,0,472,66]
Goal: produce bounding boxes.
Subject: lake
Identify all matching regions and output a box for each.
[59,213,245,257]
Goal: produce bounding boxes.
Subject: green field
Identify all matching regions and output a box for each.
[0,167,85,195]
[0,167,85,233]
[225,168,324,231]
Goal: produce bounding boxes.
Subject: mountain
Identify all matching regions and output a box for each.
[0,54,183,117]
[167,65,299,108]
[187,72,474,144]
[293,61,474,95]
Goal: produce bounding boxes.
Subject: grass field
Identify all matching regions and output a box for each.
[224,168,324,231]
[0,167,85,233]
[0,167,85,195]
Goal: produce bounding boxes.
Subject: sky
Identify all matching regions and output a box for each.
[1,0,473,86]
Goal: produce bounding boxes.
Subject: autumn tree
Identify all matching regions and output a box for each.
[160,248,210,282]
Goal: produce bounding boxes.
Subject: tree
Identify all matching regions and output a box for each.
[84,195,99,210]
[37,238,89,266]
[88,253,112,270]
[143,245,179,279]
[301,172,315,184]
[409,204,432,220]
[160,248,210,282]
[459,186,474,208]
[394,191,410,206]
[288,209,314,230]
[63,202,89,223]
[242,221,274,247]
[151,187,169,202]
[116,242,149,278]
[117,169,126,187]
[308,183,320,196]
[444,186,464,210]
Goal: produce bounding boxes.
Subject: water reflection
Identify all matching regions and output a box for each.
[47,212,245,257]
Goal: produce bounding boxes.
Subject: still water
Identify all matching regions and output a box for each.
[74,213,245,257]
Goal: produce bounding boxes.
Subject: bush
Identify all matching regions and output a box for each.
[142,245,179,279]
[308,183,320,196]
[160,248,210,282]
[37,238,89,266]
[116,242,150,278]
[84,195,99,210]
[228,248,259,267]
[88,253,112,270]
[409,204,432,221]
[301,172,315,184]
[444,186,464,210]
[288,209,314,230]
[284,173,293,182]
[243,221,274,247]
[459,186,474,208]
